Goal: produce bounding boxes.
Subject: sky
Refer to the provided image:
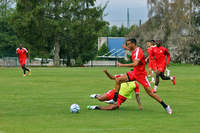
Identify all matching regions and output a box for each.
[95,0,149,26]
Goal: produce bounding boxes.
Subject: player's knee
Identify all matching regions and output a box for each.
[145,87,154,96]
[110,104,118,110]
[97,96,104,101]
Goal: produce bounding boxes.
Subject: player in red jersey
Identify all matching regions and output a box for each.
[16,44,31,77]
[110,38,172,114]
[151,40,176,93]
[145,40,157,83]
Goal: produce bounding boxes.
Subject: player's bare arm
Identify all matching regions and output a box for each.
[122,44,131,51]
[103,70,115,80]
[117,59,140,67]
[135,94,143,110]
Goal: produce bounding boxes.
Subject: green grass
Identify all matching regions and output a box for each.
[0,65,200,133]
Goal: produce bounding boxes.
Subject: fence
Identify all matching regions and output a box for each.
[0,57,118,67]
[0,57,53,67]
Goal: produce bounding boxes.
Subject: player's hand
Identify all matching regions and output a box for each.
[122,44,127,49]
[117,62,122,67]
[103,69,108,73]
[138,105,144,110]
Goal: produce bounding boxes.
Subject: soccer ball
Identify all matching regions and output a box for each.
[70,104,80,113]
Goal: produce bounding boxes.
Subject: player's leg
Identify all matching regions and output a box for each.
[137,76,172,114]
[90,89,114,102]
[96,95,108,101]
[153,71,160,93]
[165,67,170,76]
[160,72,176,85]
[160,72,170,80]
[88,104,118,110]
[88,94,125,110]
[143,86,172,114]
[23,64,30,72]
[149,67,155,83]
[21,64,26,76]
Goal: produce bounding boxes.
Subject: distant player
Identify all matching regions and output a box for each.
[145,40,157,83]
[110,38,172,114]
[87,70,143,110]
[16,44,31,77]
[151,40,176,93]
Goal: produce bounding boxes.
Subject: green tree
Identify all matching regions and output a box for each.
[131,0,200,63]
[110,25,118,37]
[12,0,107,66]
[0,0,17,57]
[97,43,109,56]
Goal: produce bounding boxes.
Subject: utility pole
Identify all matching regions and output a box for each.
[139,19,142,27]
[127,8,130,28]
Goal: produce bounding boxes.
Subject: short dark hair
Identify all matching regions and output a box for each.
[150,40,155,43]
[155,40,163,47]
[127,38,137,44]
[146,40,155,43]
[155,40,162,45]
[19,44,22,48]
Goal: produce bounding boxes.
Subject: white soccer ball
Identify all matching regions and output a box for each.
[70,104,80,113]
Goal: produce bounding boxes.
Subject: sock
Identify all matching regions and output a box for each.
[160,101,168,109]
[154,85,158,91]
[170,77,173,80]
[95,106,100,110]
[113,92,118,102]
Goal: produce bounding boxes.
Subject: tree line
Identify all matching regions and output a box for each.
[0,0,200,65]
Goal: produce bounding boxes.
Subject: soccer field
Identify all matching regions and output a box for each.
[0,65,200,133]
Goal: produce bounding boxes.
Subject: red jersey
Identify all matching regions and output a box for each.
[132,47,147,75]
[147,46,156,62]
[151,46,170,66]
[16,48,28,61]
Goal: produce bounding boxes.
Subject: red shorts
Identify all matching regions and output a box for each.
[19,59,26,67]
[105,89,127,107]
[157,64,166,72]
[127,71,150,88]
[148,60,156,71]
[115,74,140,94]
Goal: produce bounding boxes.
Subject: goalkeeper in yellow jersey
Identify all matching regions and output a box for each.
[87,70,143,110]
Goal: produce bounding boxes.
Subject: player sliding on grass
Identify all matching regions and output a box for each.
[16,44,31,77]
[151,40,176,93]
[109,38,172,114]
[88,70,143,110]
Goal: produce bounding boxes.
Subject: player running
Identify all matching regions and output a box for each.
[87,70,143,110]
[16,44,31,77]
[109,38,172,114]
[151,40,176,93]
[145,40,157,83]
